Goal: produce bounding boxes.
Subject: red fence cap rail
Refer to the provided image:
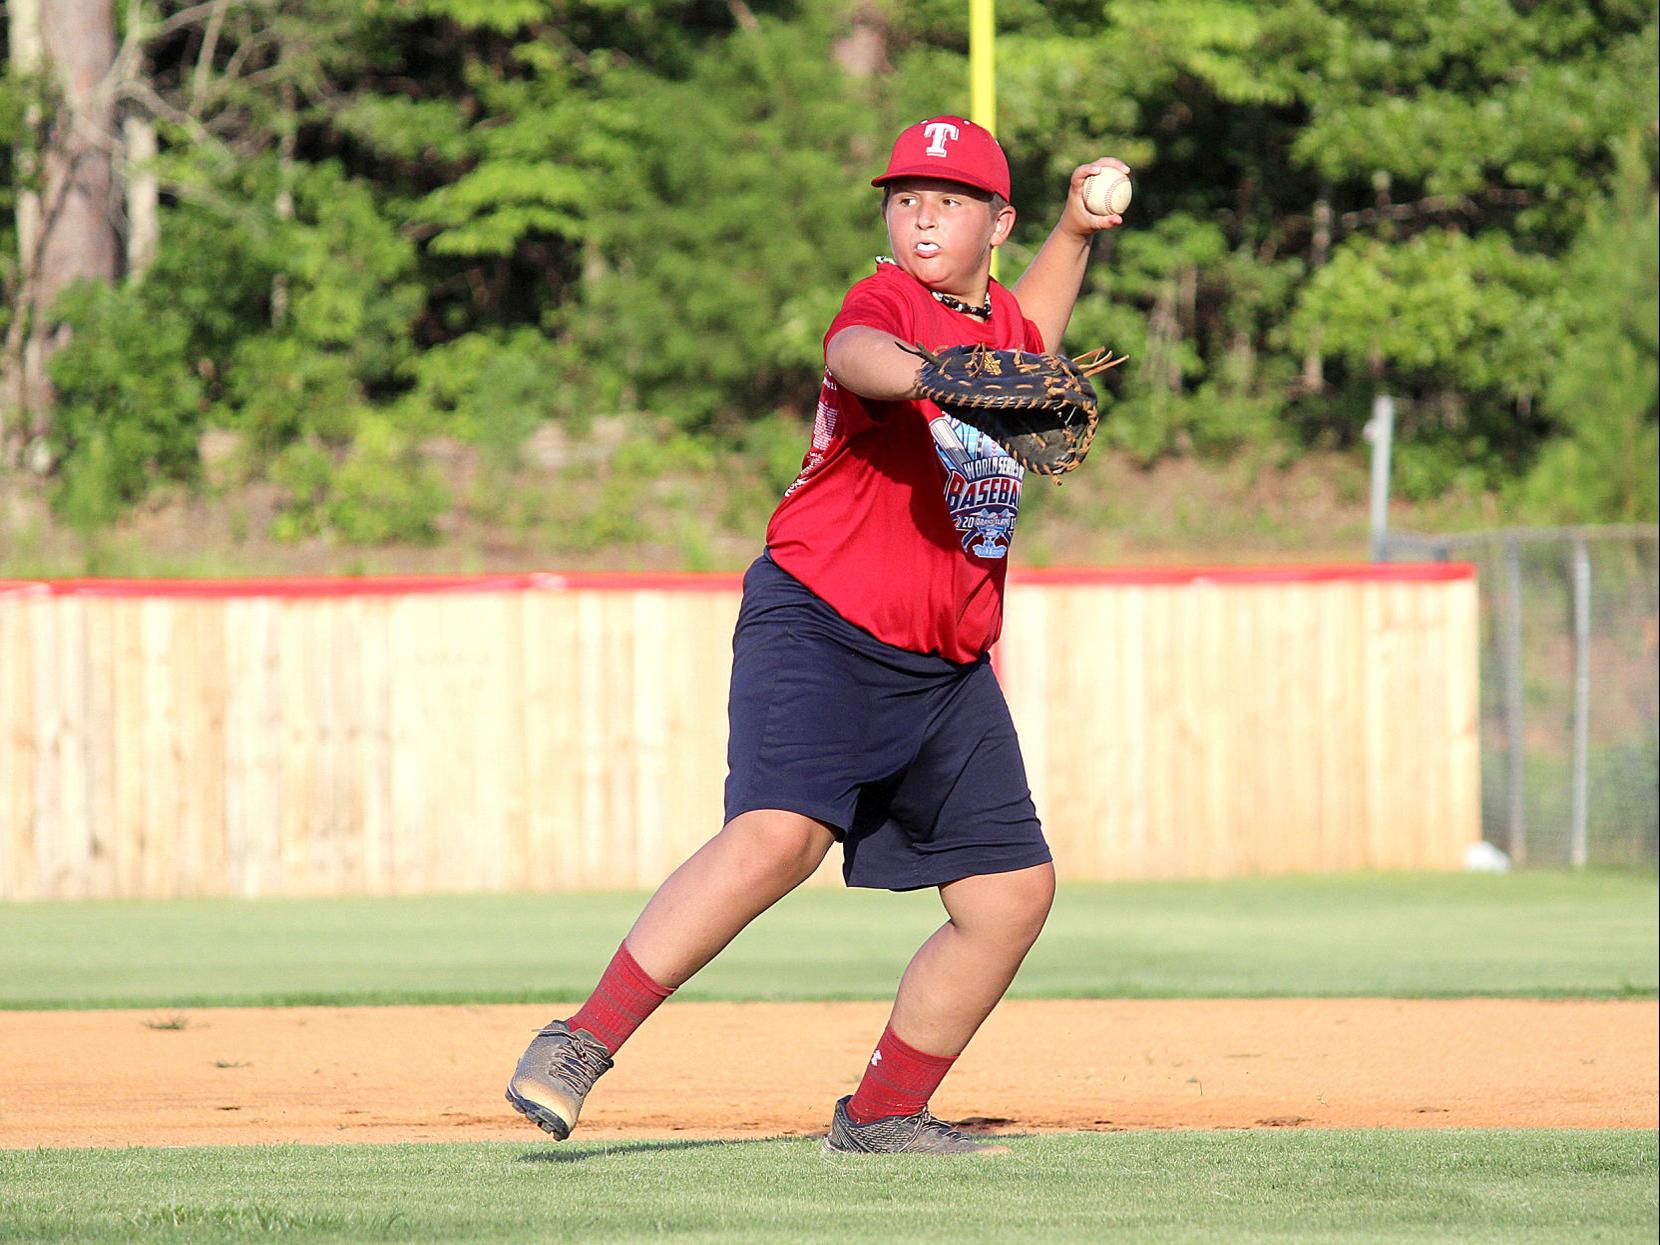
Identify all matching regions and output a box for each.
[1008,562,1476,586]
[0,562,1473,599]
[0,570,749,597]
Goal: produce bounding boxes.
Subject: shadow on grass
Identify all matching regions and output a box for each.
[515,1136,807,1163]
[514,1130,1045,1163]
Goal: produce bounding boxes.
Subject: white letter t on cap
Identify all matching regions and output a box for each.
[923,122,960,156]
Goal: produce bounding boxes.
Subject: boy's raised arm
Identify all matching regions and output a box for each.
[1012,159,1129,351]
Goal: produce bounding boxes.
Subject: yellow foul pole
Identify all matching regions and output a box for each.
[969,0,999,280]
[969,0,996,137]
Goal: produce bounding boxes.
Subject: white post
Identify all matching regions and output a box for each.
[1500,539,1527,866]
[1365,394,1395,561]
[1570,538,1592,867]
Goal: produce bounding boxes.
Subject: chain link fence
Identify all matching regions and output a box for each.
[1383,525,1658,867]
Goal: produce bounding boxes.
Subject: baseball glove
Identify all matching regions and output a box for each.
[902,342,1127,479]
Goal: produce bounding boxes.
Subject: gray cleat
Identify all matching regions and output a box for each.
[823,1094,1011,1156]
[505,1019,614,1140]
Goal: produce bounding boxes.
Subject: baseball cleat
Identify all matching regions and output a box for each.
[822,1094,1011,1156]
[505,1019,614,1140]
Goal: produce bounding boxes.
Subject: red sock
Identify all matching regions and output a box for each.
[565,942,674,1054]
[844,1025,957,1124]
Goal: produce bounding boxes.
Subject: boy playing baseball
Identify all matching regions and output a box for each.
[508,116,1127,1155]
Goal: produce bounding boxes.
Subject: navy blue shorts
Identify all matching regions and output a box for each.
[723,553,1050,891]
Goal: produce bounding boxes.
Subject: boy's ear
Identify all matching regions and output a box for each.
[990,204,1017,248]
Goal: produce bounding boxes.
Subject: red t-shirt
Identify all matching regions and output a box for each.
[765,260,1046,663]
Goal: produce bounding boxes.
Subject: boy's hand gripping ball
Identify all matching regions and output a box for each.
[1083,169,1133,216]
[903,343,1127,479]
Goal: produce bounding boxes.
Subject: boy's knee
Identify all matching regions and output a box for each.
[946,862,1055,944]
[721,810,835,884]
[1006,864,1056,937]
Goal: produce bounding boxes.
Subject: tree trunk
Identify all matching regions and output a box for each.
[123,113,160,278]
[1301,185,1331,393]
[1149,280,1181,395]
[270,78,297,328]
[3,0,45,466]
[834,2,888,166]
[833,2,889,79]
[2,0,120,463]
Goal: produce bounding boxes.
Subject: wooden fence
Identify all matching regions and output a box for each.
[0,566,1479,900]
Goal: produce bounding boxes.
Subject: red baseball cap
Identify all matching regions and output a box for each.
[872,115,1012,202]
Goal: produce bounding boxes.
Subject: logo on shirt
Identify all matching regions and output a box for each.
[923,121,960,156]
[930,415,1023,559]
[783,375,840,498]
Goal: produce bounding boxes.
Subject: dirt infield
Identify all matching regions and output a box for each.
[2,999,1655,1148]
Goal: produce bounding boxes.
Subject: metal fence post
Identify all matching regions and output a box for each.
[1499,538,1527,865]
[1570,538,1592,867]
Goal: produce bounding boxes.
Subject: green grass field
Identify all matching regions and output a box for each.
[0,1135,1653,1241]
[2,1132,1655,1244]
[2,871,1654,1009]
[5,871,1656,1243]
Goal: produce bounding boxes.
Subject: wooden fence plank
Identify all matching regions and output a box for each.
[630,592,668,885]
[333,597,365,892]
[1277,584,1320,872]
[427,595,471,892]
[1445,578,1483,868]
[0,600,38,897]
[358,595,395,892]
[27,597,62,897]
[1332,583,1368,871]
[313,601,344,892]
[222,598,279,896]
[521,590,570,889]
[185,600,227,894]
[106,602,143,898]
[81,598,117,896]
[386,595,427,895]
[52,597,93,897]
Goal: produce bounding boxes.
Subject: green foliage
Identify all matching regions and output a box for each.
[406,42,602,258]
[46,282,206,528]
[11,0,1660,541]
[396,328,582,467]
[568,11,906,430]
[1290,232,1556,394]
[394,0,557,34]
[47,151,429,538]
[0,64,41,319]
[1284,228,1564,500]
[271,414,448,544]
[0,70,33,149]
[276,164,422,359]
[1517,134,1660,521]
[1287,2,1659,235]
[221,337,363,451]
[43,195,281,524]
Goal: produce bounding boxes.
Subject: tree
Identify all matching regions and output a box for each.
[2,0,119,467]
[1518,134,1659,521]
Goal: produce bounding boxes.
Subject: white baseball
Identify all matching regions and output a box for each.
[1083,169,1132,217]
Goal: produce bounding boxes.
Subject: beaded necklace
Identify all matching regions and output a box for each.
[928,289,992,320]
[875,257,993,319]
